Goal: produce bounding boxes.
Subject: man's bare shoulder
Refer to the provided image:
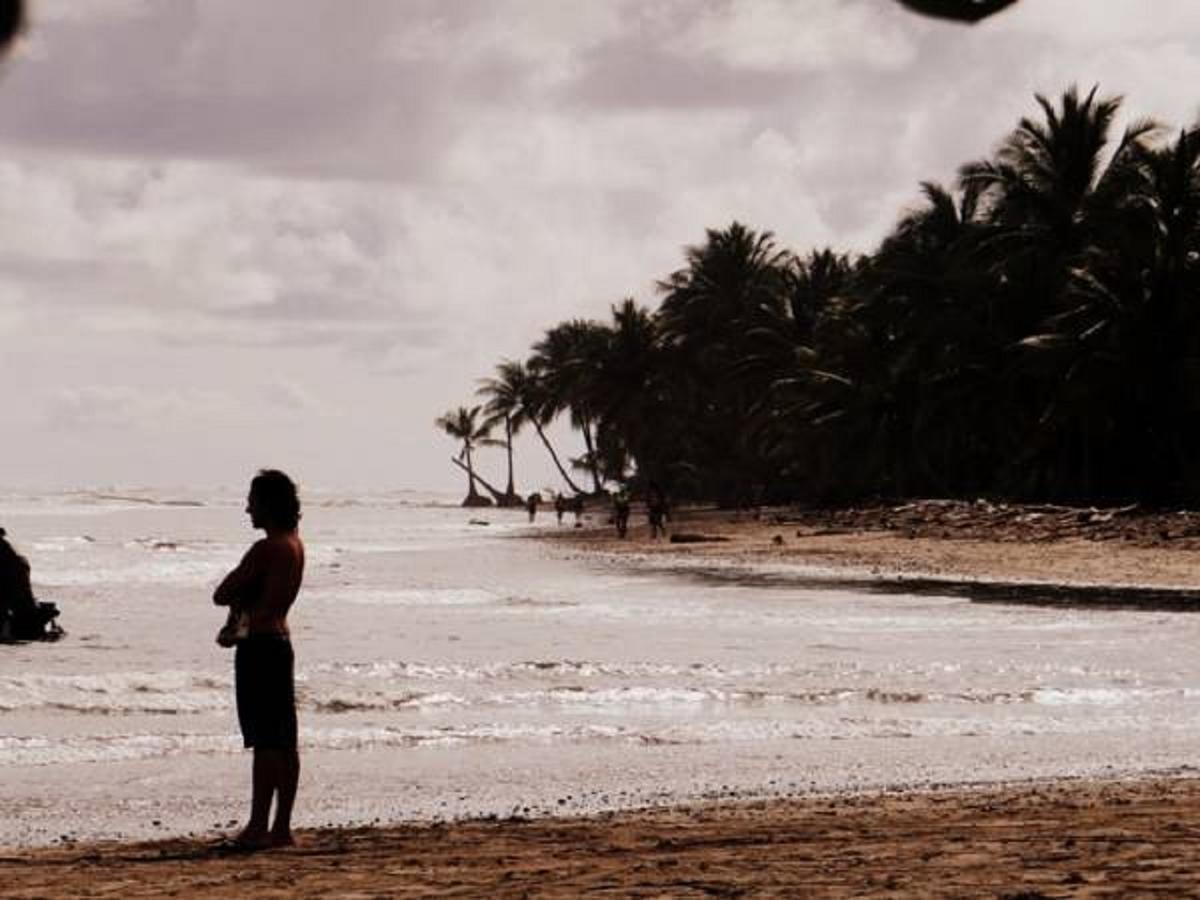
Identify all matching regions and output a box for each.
[259,533,305,562]
[244,538,272,560]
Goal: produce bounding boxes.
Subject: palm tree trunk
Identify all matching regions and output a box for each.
[534,421,584,493]
[465,446,482,502]
[504,416,516,498]
[451,458,509,505]
[580,417,604,494]
[460,449,473,498]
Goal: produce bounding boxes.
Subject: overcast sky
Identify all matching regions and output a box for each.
[1,0,1199,494]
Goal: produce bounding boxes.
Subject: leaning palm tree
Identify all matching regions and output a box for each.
[480,358,585,495]
[434,405,494,507]
[529,320,610,494]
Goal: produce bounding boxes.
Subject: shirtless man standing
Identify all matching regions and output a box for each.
[214,469,305,850]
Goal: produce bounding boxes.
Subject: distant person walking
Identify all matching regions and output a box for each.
[214,470,305,851]
[647,482,669,540]
[554,493,566,525]
[526,492,542,523]
[613,490,631,539]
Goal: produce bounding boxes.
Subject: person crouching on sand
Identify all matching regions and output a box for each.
[214,469,306,851]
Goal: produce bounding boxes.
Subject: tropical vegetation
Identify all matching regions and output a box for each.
[439,86,1200,508]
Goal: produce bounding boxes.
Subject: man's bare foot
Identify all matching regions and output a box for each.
[226,826,272,851]
[269,831,296,848]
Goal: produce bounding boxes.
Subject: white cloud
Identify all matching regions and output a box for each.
[45,385,229,431]
[994,0,1200,46]
[672,0,916,72]
[262,381,313,411]
[31,0,152,25]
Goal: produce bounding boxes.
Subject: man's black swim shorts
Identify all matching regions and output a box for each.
[234,634,297,750]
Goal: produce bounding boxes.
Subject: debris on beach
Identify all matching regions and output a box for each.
[669,533,731,544]
[775,499,1200,548]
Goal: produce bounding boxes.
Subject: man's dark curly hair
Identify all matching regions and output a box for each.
[250,469,301,530]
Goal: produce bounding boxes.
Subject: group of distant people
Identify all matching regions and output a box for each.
[525,491,585,525]
[524,483,670,540]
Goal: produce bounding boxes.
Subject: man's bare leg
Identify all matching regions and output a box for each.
[235,749,277,848]
[270,748,300,846]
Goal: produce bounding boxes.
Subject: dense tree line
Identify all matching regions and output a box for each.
[440,87,1200,508]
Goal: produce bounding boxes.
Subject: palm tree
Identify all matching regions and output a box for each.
[787,249,857,344]
[476,361,528,507]
[434,405,494,507]
[1135,128,1200,498]
[658,222,791,352]
[576,299,672,486]
[962,87,1147,268]
[529,320,611,494]
[851,182,1001,496]
[736,248,861,501]
[657,222,792,503]
[961,86,1153,323]
[959,85,1157,498]
[1021,126,1200,500]
[480,358,585,495]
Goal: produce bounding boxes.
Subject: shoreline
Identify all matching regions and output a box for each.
[11,499,1200,893]
[6,773,1200,896]
[534,499,1200,598]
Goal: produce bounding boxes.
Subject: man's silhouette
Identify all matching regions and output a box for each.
[214,470,306,851]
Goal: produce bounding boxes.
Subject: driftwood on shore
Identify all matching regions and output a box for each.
[669,532,731,544]
[773,499,1200,547]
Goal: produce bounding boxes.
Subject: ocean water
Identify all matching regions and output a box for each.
[3,488,1200,846]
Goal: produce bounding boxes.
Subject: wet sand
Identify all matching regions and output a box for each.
[5,776,1199,897]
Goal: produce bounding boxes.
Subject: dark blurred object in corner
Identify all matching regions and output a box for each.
[895,0,1019,23]
[0,0,22,55]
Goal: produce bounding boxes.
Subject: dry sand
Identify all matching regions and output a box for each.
[5,777,1200,897]
[546,500,1200,591]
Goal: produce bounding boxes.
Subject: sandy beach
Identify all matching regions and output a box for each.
[545,500,1200,592]
[4,775,1200,897]
[9,496,1200,896]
